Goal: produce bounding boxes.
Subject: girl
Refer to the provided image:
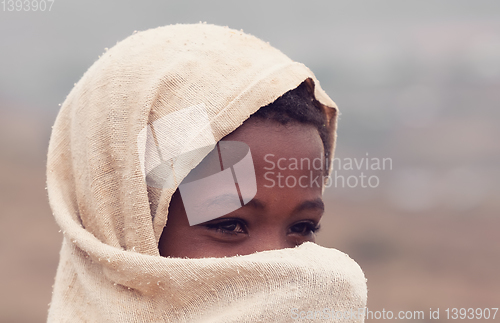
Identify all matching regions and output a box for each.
[47,23,367,322]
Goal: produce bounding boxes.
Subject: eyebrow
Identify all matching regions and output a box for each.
[201,194,242,209]
[294,198,325,213]
[245,197,324,213]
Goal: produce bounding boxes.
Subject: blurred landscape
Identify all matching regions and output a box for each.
[1,1,499,322]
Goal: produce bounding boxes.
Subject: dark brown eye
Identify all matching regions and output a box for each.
[205,219,247,235]
[289,221,320,236]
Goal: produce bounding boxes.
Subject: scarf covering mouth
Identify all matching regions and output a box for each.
[46,23,367,322]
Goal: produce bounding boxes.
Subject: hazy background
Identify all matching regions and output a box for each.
[1,1,499,322]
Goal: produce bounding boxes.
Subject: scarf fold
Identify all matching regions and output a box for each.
[47,23,367,322]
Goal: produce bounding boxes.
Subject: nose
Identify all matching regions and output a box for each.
[247,230,291,253]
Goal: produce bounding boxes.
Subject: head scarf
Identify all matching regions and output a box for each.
[47,24,367,322]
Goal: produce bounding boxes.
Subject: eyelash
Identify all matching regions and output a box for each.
[204,219,320,236]
[289,221,321,236]
[205,218,247,235]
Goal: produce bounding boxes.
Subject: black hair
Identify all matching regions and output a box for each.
[250,81,331,175]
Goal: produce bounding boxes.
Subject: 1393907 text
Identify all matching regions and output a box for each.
[444,308,498,320]
[2,0,54,11]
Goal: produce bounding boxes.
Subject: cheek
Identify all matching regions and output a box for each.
[160,224,218,258]
[158,192,194,257]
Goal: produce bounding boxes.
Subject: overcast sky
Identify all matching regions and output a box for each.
[1,0,499,113]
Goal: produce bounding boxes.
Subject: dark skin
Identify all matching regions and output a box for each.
[159,118,326,258]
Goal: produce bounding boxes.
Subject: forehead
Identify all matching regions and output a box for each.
[188,118,325,179]
[223,118,324,161]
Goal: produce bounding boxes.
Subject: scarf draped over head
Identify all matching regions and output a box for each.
[47,23,367,322]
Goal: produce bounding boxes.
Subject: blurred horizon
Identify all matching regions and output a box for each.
[1,1,499,322]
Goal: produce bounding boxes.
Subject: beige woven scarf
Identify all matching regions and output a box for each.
[47,24,367,322]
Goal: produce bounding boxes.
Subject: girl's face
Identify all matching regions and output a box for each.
[159,118,326,258]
